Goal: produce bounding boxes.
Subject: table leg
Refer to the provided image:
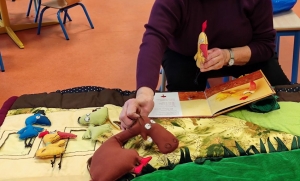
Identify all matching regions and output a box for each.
[0,0,57,49]
[0,0,24,48]
[5,26,24,48]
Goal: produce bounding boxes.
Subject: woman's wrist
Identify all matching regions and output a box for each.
[136,87,154,100]
[222,49,230,66]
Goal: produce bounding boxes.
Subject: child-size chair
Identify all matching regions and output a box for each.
[37,0,94,40]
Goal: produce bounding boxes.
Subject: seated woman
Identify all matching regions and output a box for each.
[119,0,291,129]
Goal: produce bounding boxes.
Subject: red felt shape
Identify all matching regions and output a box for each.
[200,20,208,59]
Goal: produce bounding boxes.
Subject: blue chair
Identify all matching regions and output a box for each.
[0,52,5,72]
[27,0,72,23]
[37,0,94,40]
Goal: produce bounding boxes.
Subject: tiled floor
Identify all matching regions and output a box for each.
[0,0,300,105]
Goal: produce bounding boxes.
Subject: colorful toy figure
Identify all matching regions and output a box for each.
[78,107,112,141]
[17,110,51,147]
[194,20,208,68]
[35,130,77,169]
[87,116,179,181]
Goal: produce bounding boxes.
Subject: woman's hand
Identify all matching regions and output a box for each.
[119,87,154,130]
[199,48,229,72]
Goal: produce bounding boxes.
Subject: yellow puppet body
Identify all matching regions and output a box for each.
[194,20,208,68]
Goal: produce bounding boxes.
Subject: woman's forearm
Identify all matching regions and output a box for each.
[224,46,252,66]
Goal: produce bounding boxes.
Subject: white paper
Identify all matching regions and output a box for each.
[149,92,182,117]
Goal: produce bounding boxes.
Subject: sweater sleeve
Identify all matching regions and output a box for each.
[136,0,184,91]
[247,0,276,64]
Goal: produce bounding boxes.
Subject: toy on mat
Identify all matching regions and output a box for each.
[194,20,208,68]
[17,110,51,147]
[78,107,112,141]
[35,130,77,169]
[87,116,179,181]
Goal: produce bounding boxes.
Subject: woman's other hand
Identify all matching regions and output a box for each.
[119,87,154,130]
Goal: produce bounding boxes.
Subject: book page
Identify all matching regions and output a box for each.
[178,92,212,117]
[149,92,212,117]
[205,71,274,115]
[149,92,183,117]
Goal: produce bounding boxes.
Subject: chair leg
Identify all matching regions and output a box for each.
[63,10,72,24]
[159,68,166,92]
[34,0,42,23]
[66,12,72,21]
[78,3,94,29]
[0,52,5,72]
[63,10,67,24]
[206,81,210,89]
[26,0,41,22]
[37,7,49,35]
[223,77,229,82]
[26,0,33,17]
[57,10,70,40]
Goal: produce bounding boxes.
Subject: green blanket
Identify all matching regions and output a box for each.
[133,149,300,181]
[226,102,300,136]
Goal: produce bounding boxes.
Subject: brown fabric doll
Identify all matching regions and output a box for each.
[87,116,179,181]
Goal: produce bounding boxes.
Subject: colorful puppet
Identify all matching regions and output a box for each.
[17,110,51,147]
[35,130,77,169]
[87,116,179,181]
[194,20,208,68]
[78,107,112,141]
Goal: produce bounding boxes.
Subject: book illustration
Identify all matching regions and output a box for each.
[215,81,257,101]
[178,92,206,101]
[204,71,264,98]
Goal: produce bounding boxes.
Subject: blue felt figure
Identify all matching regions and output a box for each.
[25,112,51,126]
[17,125,44,140]
[17,110,51,147]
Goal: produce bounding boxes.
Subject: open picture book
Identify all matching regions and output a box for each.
[149,70,276,118]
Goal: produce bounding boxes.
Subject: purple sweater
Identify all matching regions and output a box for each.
[136,0,276,91]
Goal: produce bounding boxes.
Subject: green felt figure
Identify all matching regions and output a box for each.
[87,124,112,141]
[78,107,112,141]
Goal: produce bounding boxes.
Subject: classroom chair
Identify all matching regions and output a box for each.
[37,0,94,40]
[0,52,5,72]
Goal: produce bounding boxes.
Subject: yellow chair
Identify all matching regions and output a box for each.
[37,0,94,40]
